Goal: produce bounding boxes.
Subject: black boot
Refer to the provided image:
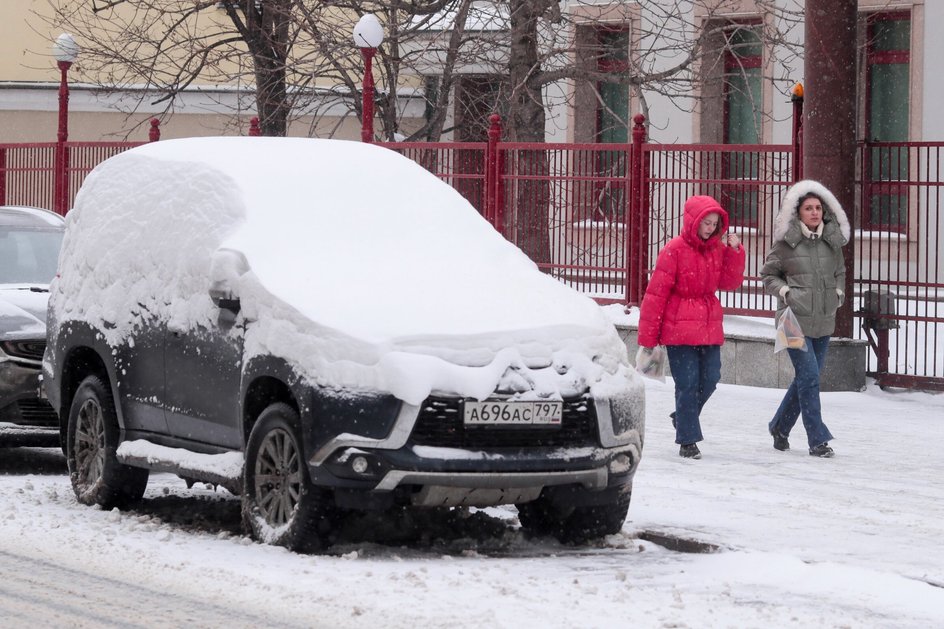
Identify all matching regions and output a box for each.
[679,443,701,459]
[809,443,835,458]
[769,425,789,451]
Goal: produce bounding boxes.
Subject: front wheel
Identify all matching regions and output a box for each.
[517,488,631,544]
[67,375,149,509]
[241,403,337,552]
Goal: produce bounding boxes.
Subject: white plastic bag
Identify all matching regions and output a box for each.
[635,345,667,382]
[774,307,808,353]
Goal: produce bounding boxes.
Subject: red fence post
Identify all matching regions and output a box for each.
[626,114,648,305]
[149,118,161,142]
[0,148,6,206]
[249,116,261,137]
[791,83,804,182]
[485,113,502,230]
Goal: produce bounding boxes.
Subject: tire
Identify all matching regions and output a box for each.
[518,489,631,545]
[241,403,336,553]
[67,375,149,509]
[516,497,566,539]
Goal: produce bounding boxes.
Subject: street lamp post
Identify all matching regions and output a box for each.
[52,33,79,215]
[790,82,804,183]
[352,15,384,143]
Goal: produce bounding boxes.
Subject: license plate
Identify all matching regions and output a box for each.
[463,401,562,426]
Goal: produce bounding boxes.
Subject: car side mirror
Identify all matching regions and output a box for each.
[209,288,241,314]
[209,287,241,327]
[208,249,248,327]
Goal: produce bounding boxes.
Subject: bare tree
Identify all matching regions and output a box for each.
[39,1,803,264]
[39,1,313,136]
[39,1,802,141]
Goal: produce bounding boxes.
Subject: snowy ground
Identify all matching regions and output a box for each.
[2,377,943,628]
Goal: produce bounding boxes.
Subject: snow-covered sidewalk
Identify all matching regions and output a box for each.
[1,378,943,628]
[632,377,944,625]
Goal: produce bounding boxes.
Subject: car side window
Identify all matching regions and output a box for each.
[0,229,62,283]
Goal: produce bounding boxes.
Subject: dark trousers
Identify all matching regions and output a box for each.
[666,345,721,445]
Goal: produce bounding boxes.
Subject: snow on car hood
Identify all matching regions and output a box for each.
[51,137,636,405]
[0,286,48,339]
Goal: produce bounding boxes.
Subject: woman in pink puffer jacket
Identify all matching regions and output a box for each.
[637,195,746,459]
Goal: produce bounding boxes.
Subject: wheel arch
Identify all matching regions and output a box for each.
[242,375,299,447]
[58,346,110,440]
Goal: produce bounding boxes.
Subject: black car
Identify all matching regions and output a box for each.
[44,137,645,551]
[0,206,64,447]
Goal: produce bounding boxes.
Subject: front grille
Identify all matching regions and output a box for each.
[2,339,46,362]
[410,397,598,448]
[8,399,58,427]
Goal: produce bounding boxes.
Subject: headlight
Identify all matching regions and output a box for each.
[0,339,46,365]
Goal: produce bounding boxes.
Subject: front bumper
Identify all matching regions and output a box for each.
[0,351,59,445]
[308,394,643,508]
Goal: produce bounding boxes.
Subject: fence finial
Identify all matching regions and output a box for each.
[632,114,647,144]
[148,118,161,142]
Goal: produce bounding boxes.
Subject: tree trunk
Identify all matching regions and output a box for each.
[246,0,290,137]
[254,58,289,137]
[507,0,548,141]
[507,0,551,265]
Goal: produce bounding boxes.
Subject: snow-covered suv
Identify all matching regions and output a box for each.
[44,137,645,551]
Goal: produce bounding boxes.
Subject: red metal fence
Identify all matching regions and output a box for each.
[386,119,942,390]
[0,144,57,210]
[1,122,940,390]
[383,123,942,390]
[0,142,148,213]
[855,142,944,389]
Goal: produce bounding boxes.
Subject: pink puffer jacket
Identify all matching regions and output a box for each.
[637,196,746,347]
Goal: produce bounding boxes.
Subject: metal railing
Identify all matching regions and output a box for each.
[855,141,944,389]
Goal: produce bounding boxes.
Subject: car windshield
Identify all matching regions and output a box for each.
[0,227,63,284]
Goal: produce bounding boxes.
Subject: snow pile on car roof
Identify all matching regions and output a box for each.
[51,137,636,404]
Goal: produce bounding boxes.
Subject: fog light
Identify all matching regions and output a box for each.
[351,456,369,474]
[609,453,632,474]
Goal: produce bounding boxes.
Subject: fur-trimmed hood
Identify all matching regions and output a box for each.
[774,180,851,245]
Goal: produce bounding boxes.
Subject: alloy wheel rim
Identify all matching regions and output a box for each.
[254,427,302,527]
[74,398,106,490]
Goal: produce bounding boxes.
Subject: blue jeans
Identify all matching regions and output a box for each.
[769,335,835,449]
[666,345,721,445]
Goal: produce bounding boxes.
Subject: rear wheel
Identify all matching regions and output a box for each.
[67,375,149,509]
[241,403,337,552]
[517,489,631,544]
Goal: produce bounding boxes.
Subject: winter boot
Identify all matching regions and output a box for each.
[670,411,677,429]
[769,425,790,451]
[679,443,701,459]
[809,443,835,458]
